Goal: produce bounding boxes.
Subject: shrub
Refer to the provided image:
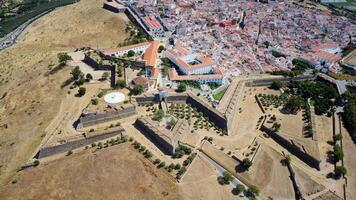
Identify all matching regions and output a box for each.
[86,73,93,81]
[247,185,260,197]
[91,98,98,105]
[116,79,126,88]
[334,144,343,161]
[132,85,144,95]
[158,161,166,168]
[77,87,86,97]
[174,163,181,170]
[66,150,73,156]
[222,171,233,183]
[334,134,342,141]
[101,72,110,81]
[208,137,213,143]
[153,159,161,165]
[177,166,186,176]
[242,158,252,169]
[235,184,245,195]
[335,166,347,177]
[33,160,40,167]
[270,80,283,90]
[177,82,187,92]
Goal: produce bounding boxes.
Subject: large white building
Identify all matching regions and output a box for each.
[163,46,216,75]
[103,42,152,57]
[163,45,224,84]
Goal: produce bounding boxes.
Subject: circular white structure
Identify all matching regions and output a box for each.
[104,92,125,104]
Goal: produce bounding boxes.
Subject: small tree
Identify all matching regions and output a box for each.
[335,166,347,177]
[177,82,187,92]
[91,98,98,105]
[247,185,260,197]
[33,160,40,167]
[86,73,93,81]
[334,134,342,141]
[284,96,303,114]
[101,72,110,80]
[271,80,283,90]
[116,79,126,89]
[127,50,135,57]
[272,122,281,132]
[285,155,291,164]
[77,87,86,97]
[132,85,144,95]
[158,45,165,53]
[117,65,123,77]
[235,184,245,195]
[153,109,165,121]
[174,163,181,170]
[158,161,166,168]
[71,66,83,80]
[263,41,270,48]
[66,150,73,156]
[222,171,233,183]
[242,158,252,169]
[334,144,343,162]
[57,52,72,65]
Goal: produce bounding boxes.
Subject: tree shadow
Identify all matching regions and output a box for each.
[326,150,336,164]
[235,163,248,173]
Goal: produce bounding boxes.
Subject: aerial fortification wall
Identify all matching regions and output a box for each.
[260,124,320,170]
[134,92,230,133]
[77,104,137,129]
[37,128,126,159]
[246,75,316,87]
[134,118,175,155]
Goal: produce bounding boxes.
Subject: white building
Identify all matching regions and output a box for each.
[103,42,151,57]
[163,46,216,75]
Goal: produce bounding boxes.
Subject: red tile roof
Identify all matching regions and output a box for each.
[143,41,160,67]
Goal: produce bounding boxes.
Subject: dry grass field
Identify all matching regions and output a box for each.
[241,145,295,200]
[341,123,356,199]
[0,0,129,186]
[0,143,180,200]
[179,155,239,200]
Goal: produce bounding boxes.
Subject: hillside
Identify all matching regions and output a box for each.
[0,0,129,186]
[0,144,179,200]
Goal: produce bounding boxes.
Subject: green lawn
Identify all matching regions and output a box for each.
[212,90,226,101]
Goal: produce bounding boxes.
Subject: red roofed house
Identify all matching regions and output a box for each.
[132,76,153,89]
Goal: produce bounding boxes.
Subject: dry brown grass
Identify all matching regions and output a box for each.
[179,155,238,200]
[0,143,179,200]
[0,0,128,186]
[241,145,295,200]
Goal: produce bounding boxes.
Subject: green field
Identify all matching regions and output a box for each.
[0,0,79,37]
[212,89,226,101]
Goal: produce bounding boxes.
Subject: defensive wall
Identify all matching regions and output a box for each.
[260,124,321,170]
[134,92,230,133]
[37,128,126,159]
[134,118,176,155]
[76,104,137,129]
[245,75,316,87]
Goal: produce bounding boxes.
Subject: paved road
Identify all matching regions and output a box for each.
[0,9,55,51]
